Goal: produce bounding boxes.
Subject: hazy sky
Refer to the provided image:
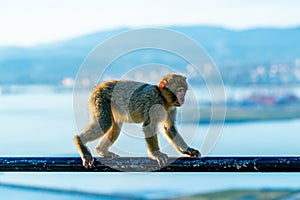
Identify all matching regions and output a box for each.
[1,0,300,46]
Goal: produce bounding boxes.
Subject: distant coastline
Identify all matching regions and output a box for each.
[176,189,300,200]
[2,85,300,123]
[195,104,300,123]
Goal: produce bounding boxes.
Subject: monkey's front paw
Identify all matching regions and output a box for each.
[183,147,201,157]
[149,151,168,167]
[82,155,94,169]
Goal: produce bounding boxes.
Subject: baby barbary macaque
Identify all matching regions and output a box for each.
[74,73,200,168]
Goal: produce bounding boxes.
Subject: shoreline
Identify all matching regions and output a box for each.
[183,104,300,124]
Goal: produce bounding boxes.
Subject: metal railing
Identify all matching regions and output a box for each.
[1,157,300,172]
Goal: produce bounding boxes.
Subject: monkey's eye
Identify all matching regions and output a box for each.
[177,88,185,93]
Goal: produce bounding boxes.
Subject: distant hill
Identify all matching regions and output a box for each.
[175,189,298,200]
[0,26,300,85]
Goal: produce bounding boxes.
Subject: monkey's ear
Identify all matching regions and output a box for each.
[158,80,167,89]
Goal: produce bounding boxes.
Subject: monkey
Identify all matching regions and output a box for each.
[74,73,200,168]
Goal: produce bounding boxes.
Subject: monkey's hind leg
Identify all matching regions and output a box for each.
[74,122,103,168]
[96,121,122,158]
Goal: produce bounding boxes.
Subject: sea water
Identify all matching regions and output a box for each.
[1,92,300,199]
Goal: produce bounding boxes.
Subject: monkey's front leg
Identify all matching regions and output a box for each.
[145,135,168,167]
[164,125,201,157]
[143,122,168,167]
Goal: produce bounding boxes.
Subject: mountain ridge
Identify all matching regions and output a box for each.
[0,25,299,85]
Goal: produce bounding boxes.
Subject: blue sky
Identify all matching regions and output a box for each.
[1,0,300,46]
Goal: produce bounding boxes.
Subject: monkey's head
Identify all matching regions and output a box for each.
[158,74,188,107]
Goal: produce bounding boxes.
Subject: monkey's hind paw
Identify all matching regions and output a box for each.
[82,156,94,169]
[98,151,120,159]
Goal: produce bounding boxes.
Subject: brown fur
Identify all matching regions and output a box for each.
[74,73,200,168]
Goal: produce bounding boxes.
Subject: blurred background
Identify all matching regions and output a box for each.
[1,0,300,199]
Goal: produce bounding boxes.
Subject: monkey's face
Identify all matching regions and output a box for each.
[158,73,188,107]
[175,87,186,106]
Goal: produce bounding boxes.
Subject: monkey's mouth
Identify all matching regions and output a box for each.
[174,101,180,106]
[175,99,184,107]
